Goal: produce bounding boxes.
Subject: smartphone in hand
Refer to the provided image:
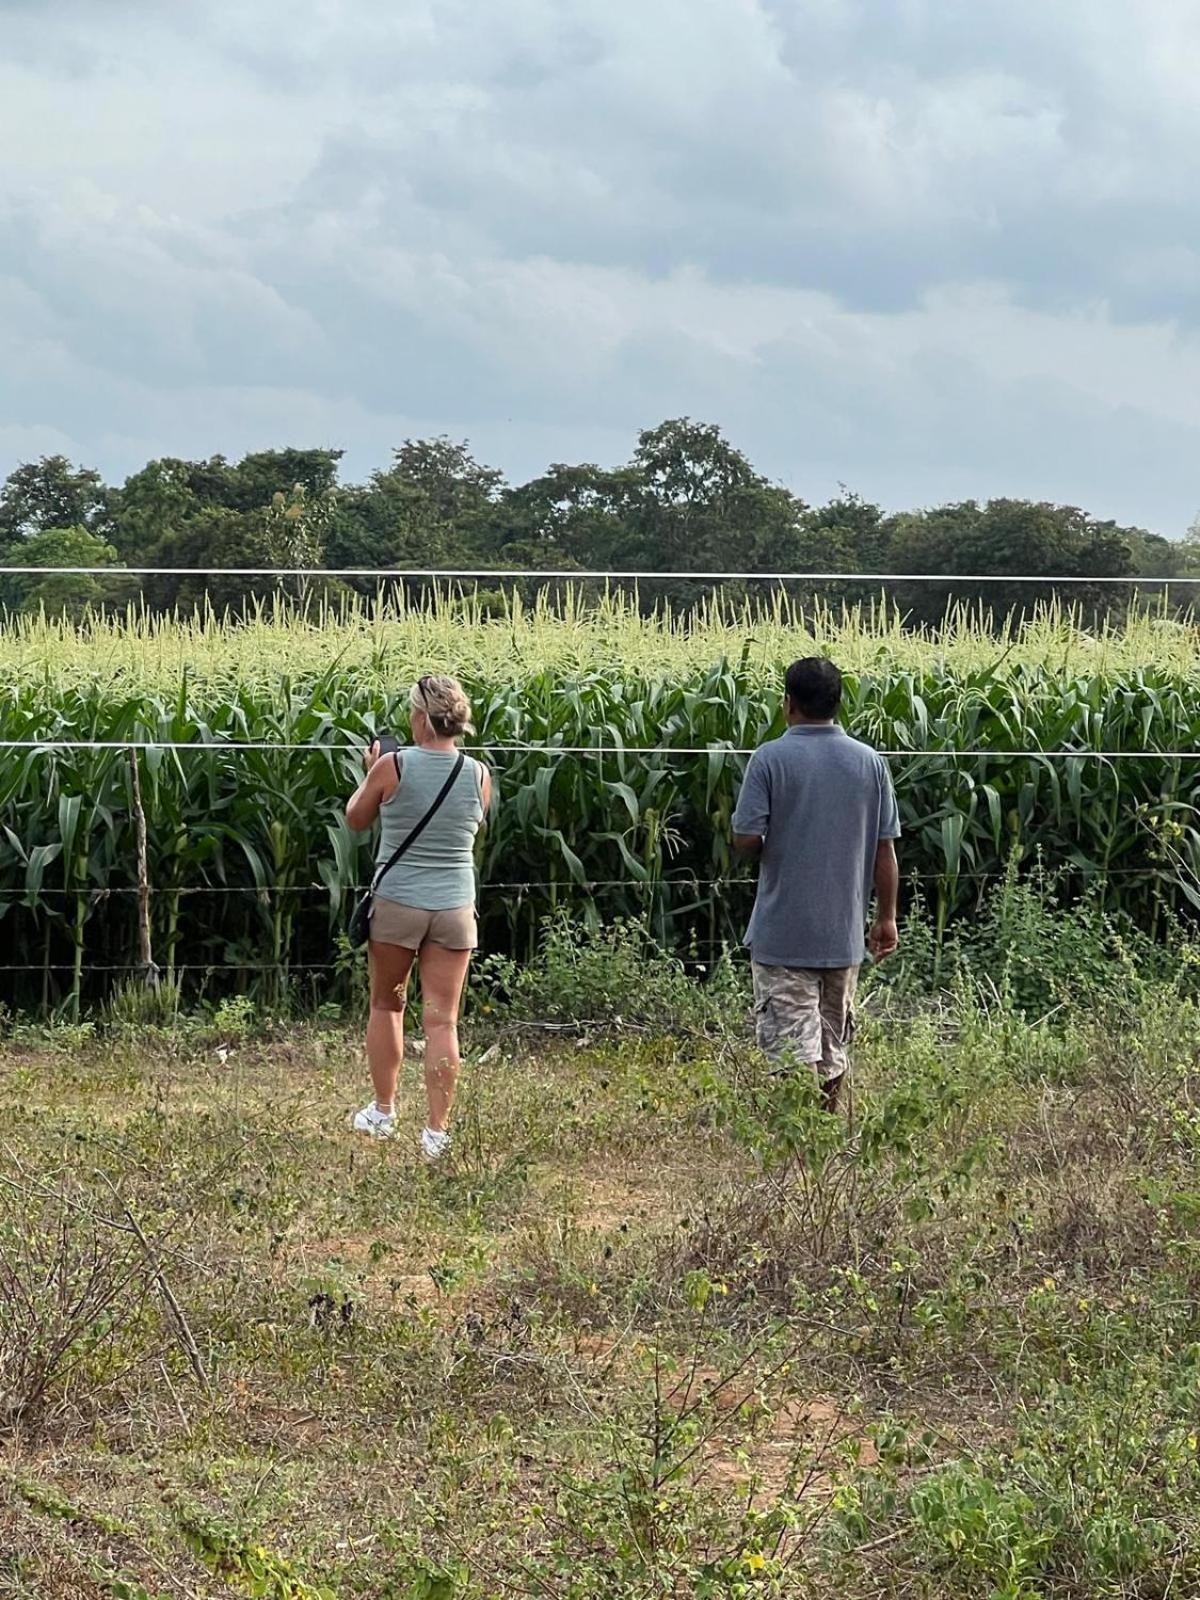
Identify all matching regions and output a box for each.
[375,732,400,757]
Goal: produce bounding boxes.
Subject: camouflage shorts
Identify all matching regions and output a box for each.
[751,963,859,1083]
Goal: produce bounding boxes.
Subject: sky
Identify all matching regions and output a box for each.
[2,0,1199,536]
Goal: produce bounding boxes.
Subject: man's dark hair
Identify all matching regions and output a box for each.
[785,657,843,721]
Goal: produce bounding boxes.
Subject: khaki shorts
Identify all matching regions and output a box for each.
[369,897,478,951]
[751,962,858,1083]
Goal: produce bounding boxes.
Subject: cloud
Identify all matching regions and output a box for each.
[1,0,1198,532]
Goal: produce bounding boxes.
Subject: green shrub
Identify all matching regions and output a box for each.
[473,910,746,1034]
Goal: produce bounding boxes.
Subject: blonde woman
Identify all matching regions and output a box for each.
[345,675,492,1159]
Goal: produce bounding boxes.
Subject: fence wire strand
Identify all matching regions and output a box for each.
[2,564,1199,584]
[0,865,1185,902]
[3,739,1200,761]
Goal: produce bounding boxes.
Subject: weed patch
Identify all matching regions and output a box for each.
[6,952,1200,1595]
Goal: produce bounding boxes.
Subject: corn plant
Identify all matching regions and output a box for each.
[1,591,1199,1010]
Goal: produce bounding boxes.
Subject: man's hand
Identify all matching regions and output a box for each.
[871,839,899,961]
[869,917,899,962]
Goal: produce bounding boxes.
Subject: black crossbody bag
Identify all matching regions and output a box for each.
[348,752,466,948]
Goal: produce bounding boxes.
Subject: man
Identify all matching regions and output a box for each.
[732,657,900,1110]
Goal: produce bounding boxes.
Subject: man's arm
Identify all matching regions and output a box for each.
[731,751,769,862]
[869,839,899,961]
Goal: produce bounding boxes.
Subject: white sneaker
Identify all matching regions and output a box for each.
[351,1103,396,1138]
[421,1126,451,1162]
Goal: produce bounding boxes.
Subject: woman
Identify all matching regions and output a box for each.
[345,675,491,1160]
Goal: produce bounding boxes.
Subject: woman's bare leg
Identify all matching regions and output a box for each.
[366,940,416,1113]
[418,943,472,1132]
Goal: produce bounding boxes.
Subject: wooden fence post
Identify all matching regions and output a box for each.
[128,747,160,992]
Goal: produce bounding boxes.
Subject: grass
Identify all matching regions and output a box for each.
[5,928,1200,1597]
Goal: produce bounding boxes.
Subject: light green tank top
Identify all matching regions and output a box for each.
[374,748,486,911]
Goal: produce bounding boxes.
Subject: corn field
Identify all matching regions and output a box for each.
[2,591,1200,1013]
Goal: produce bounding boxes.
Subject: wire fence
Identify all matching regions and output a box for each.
[0,859,1191,982]
[0,862,1185,902]
[4,565,1200,583]
[4,564,1199,1005]
[4,739,1200,761]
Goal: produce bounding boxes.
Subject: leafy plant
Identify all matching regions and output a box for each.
[474,909,743,1032]
[6,592,1200,1012]
[175,1505,339,1599]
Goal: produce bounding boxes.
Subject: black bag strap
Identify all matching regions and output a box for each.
[370,753,465,894]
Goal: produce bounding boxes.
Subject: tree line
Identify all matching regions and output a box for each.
[2,419,1197,625]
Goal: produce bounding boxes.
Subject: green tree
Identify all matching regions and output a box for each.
[885,499,1139,626]
[107,457,206,559]
[0,526,127,617]
[0,457,109,545]
[226,448,343,512]
[111,450,344,558]
[1173,515,1200,578]
[791,493,892,614]
[538,419,808,611]
[495,462,631,569]
[1132,517,1200,615]
[798,493,887,570]
[328,438,504,586]
[261,485,337,606]
[622,419,805,574]
[140,507,282,614]
[110,450,342,611]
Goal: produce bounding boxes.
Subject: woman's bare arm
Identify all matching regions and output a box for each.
[346,744,396,833]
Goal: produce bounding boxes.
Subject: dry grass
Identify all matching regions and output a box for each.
[4,983,1200,1596]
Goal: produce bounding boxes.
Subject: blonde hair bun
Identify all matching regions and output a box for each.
[411,674,474,738]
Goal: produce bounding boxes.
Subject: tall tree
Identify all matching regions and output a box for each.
[496,462,631,569]
[107,458,206,559]
[0,526,127,616]
[886,500,1139,625]
[110,449,344,555]
[612,420,808,605]
[0,457,109,545]
[138,507,286,614]
[109,449,342,609]
[792,494,891,613]
[226,449,343,512]
[327,438,504,580]
[798,493,888,572]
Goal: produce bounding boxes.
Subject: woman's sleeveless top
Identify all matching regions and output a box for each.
[374,748,485,911]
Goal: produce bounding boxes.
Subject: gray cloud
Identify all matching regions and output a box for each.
[1,0,1199,533]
